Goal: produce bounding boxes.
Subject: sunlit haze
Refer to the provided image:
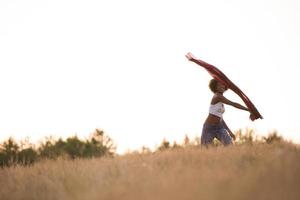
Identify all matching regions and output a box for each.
[1,0,300,153]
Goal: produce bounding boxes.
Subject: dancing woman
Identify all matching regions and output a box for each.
[201,79,250,146]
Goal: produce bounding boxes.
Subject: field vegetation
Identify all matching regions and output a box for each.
[0,129,299,200]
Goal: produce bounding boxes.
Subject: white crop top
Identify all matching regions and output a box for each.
[209,102,225,118]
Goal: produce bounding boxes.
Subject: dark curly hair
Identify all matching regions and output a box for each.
[209,79,219,93]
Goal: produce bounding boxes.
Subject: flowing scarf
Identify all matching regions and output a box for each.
[186,52,263,121]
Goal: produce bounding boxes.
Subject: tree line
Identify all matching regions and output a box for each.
[0,128,286,168]
[0,129,115,168]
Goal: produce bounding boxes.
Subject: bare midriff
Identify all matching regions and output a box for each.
[204,114,222,125]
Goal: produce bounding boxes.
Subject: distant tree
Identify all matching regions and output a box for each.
[0,137,38,167]
[0,137,19,167]
[38,129,116,159]
[64,136,85,159]
[18,147,38,166]
[0,129,116,167]
[263,131,284,144]
[0,152,6,167]
[157,138,170,151]
[38,137,66,159]
[85,129,116,157]
[235,128,257,145]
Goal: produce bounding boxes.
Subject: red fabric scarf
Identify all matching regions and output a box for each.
[186,53,263,121]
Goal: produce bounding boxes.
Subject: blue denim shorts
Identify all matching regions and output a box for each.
[201,122,232,146]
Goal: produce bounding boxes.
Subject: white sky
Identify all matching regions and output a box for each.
[1,0,300,153]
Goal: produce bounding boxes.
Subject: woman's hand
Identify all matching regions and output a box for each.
[249,113,256,121]
[185,52,195,61]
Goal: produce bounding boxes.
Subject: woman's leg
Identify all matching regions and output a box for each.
[216,128,232,146]
[201,124,216,146]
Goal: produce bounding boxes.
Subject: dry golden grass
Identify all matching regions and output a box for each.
[0,143,299,200]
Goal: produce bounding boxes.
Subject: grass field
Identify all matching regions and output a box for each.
[0,143,299,200]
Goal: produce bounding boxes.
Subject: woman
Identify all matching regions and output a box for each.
[201,79,250,146]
